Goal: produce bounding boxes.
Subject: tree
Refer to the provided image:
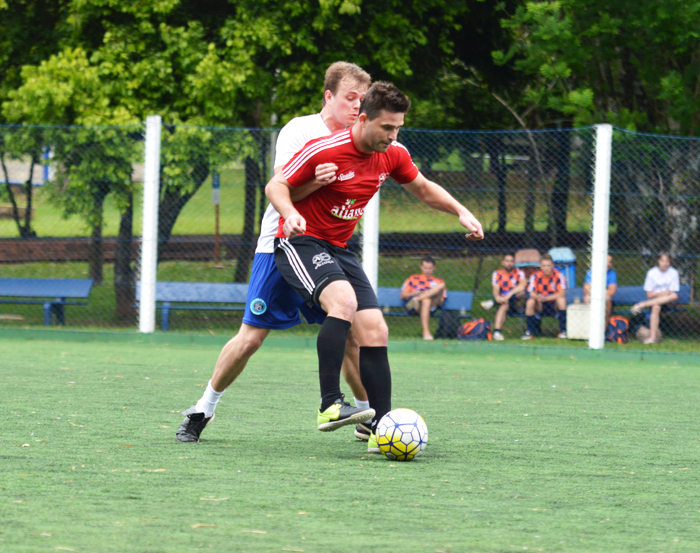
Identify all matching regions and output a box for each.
[493,0,700,260]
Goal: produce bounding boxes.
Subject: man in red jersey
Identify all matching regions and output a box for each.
[265,82,483,451]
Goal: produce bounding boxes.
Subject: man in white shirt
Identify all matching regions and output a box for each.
[177,62,372,442]
[631,252,680,344]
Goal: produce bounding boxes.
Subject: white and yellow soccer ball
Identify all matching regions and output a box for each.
[375,408,428,462]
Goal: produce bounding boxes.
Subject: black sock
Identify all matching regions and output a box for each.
[557,310,567,332]
[359,346,392,430]
[318,316,352,412]
[526,315,538,335]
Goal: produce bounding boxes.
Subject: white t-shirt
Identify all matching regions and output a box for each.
[255,113,332,253]
[643,266,680,293]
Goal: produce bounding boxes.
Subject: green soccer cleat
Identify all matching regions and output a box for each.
[367,430,381,454]
[317,396,374,432]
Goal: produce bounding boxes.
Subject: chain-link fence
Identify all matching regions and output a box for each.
[1,122,698,352]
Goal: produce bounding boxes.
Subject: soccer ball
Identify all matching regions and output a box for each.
[375,408,428,462]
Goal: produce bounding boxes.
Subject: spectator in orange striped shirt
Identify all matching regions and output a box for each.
[400,255,446,340]
[490,254,527,341]
[522,253,568,340]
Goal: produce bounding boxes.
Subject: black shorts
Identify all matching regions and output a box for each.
[274,236,380,312]
[538,301,558,318]
[507,295,525,316]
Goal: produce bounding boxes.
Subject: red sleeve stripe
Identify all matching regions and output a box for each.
[283,130,352,180]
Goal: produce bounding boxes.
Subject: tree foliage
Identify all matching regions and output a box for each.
[494,0,700,134]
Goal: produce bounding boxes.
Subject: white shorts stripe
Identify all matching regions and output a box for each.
[279,238,316,294]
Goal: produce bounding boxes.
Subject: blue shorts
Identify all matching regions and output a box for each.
[242,253,326,329]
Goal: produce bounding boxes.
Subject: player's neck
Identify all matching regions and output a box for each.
[320,109,347,133]
[351,124,374,155]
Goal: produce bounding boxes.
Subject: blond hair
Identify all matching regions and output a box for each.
[322,62,371,107]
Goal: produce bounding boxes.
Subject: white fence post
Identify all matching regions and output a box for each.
[139,115,162,333]
[362,191,380,291]
[588,124,613,349]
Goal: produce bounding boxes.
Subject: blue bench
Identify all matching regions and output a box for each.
[376,287,473,318]
[0,278,94,325]
[136,282,249,331]
[566,285,691,313]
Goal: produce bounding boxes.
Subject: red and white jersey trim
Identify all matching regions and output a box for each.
[283,130,353,180]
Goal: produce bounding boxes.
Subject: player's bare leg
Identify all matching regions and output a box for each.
[413,286,443,340]
[211,324,270,392]
[494,300,509,332]
[419,298,434,340]
[342,330,368,402]
[176,323,269,442]
[631,291,678,313]
[342,329,373,440]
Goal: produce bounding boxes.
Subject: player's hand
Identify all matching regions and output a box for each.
[459,212,484,241]
[283,213,306,238]
[315,163,338,185]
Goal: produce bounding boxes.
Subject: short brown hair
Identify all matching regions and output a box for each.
[322,62,371,107]
[541,253,553,262]
[359,82,411,120]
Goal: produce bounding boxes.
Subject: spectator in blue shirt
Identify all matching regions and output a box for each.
[583,254,617,321]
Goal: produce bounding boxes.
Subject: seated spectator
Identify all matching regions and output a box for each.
[631,252,679,344]
[400,255,446,341]
[491,254,527,341]
[522,253,567,340]
[583,254,618,321]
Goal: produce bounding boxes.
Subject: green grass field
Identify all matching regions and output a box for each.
[2,336,699,552]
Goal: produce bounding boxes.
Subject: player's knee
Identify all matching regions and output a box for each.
[371,319,389,345]
[238,332,265,356]
[319,281,357,319]
[651,305,662,314]
[335,295,358,319]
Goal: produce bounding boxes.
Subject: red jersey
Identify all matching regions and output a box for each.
[277,129,419,247]
[527,268,566,296]
[401,274,447,299]
[492,268,526,296]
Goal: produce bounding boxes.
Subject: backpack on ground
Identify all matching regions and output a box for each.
[605,315,629,344]
[457,318,492,341]
[434,310,461,339]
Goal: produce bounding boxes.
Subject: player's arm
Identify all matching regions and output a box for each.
[401,173,484,241]
[545,287,566,302]
[275,163,338,202]
[492,283,506,303]
[399,281,418,300]
[265,173,306,238]
[605,283,617,299]
[513,278,528,295]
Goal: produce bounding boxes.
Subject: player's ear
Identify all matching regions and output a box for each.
[324,89,333,105]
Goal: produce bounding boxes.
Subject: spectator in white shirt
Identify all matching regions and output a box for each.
[631,252,680,344]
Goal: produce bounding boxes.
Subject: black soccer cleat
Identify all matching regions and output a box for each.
[176,411,215,442]
[354,421,372,441]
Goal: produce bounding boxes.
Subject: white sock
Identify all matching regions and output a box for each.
[195,381,225,417]
[354,398,370,411]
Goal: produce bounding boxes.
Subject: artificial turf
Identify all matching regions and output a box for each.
[1,337,699,552]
